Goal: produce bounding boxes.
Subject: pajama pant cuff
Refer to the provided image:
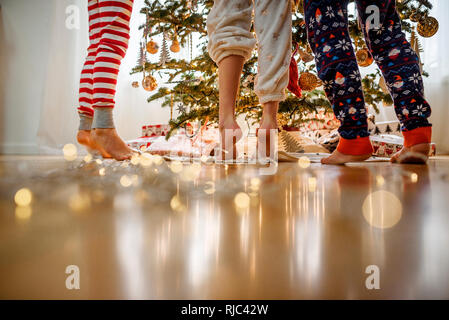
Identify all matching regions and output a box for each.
[258,93,286,104]
[79,114,93,131]
[402,126,432,148]
[92,107,115,129]
[337,137,374,156]
[212,50,252,65]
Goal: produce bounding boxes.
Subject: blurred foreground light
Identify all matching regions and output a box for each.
[170,161,183,173]
[250,177,261,191]
[120,175,133,188]
[411,173,418,183]
[298,156,311,169]
[308,177,317,193]
[234,192,250,210]
[204,181,215,194]
[69,193,91,212]
[84,154,93,163]
[63,144,78,161]
[153,155,164,166]
[15,188,33,207]
[15,206,32,221]
[131,154,140,166]
[99,168,106,176]
[140,153,153,167]
[363,190,402,229]
[170,195,186,212]
[376,175,385,186]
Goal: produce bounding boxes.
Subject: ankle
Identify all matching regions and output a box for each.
[92,128,116,137]
[219,118,239,130]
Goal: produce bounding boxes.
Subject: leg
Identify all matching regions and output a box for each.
[253,0,292,158]
[207,0,256,160]
[90,0,134,161]
[356,0,432,164]
[77,0,98,153]
[218,55,245,160]
[304,0,373,164]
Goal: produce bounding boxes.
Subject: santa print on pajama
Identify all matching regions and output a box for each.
[78,0,134,119]
[304,0,432,155]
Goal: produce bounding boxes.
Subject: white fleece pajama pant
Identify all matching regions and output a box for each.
[207,0,292,104]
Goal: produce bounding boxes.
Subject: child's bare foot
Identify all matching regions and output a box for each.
[218,119,242,161]
[321,150,372,165]
[77,130,105,157]
[90,128,133,161]
[257,118,278,161]
[390,143,430,164]
[77,130,93,148]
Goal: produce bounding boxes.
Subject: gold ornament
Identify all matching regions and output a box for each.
[299,72,318,91]
[146,40,159,54]
[142,75,158,91]
[132,81,139,88]
[356,48,374,67]
[417,16,439,38]
[170,36,181,53]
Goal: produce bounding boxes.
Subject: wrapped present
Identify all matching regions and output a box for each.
[142,124,171,138]
[127,136,160,151]
[369,121,402,136]
[371,134,436,158]
[130,127,219,158]
[299,109,340,132]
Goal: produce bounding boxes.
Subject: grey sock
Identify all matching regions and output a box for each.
[92,108,115,129]
[79,114,93,131]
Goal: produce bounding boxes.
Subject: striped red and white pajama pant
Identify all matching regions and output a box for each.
[78,0,134,118]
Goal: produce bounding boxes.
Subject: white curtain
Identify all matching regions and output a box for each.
[37,0,172,154]
[32,0,449,154]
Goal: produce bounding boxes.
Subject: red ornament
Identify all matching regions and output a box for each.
[288,44,302,98]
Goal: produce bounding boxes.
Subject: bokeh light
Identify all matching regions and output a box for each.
[170,161,183,173]
[234,192,250,209]
[120,175,133,188]
[14,188,33,207]
[363,190,402,229]
[63,144,78,161]
[15,206,32,221]
[298,156,311,169]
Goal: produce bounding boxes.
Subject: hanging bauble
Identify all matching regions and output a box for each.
[356,48,374,67]
[299,72,318,91]
[170,37,181,53]
[142,75,158,91]
[132,81,139,88]
[379,76,389,94]
[417,16,439,38]
[146,40,159,54]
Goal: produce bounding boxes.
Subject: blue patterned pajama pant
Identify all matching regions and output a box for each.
[304,0,432,154]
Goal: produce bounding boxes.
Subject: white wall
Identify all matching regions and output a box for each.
[0,0,172,155]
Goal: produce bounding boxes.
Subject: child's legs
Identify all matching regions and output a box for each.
[78,0,99,130]
[218,56,245,127]
[356,0,432,147]
[92,0,133,129]
[207,0,255,122]
[253,0,292,107]
[304,0,373,156]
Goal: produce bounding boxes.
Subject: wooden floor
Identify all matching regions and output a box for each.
[1,155,449,299]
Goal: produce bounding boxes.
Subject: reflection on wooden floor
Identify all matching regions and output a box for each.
[1,155,449,299]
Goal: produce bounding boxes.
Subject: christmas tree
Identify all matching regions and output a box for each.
[131,0,437,138]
